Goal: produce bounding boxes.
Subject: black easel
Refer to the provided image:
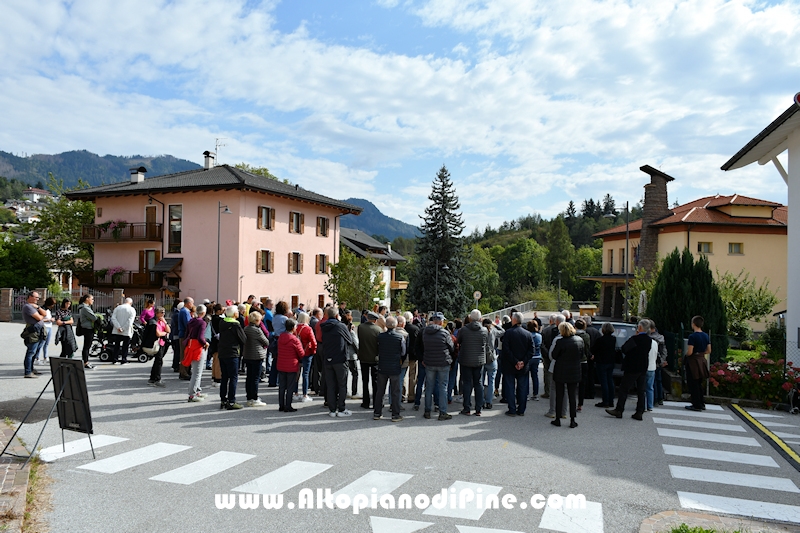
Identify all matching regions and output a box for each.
[0,361,95,468]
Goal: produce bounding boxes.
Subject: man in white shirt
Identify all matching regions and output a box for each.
[111,298,137,364]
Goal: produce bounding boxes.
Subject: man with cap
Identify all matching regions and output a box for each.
[419,312,455,420]
[357,310,382,409]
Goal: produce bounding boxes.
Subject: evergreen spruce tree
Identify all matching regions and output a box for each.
[408,165,470,317]
[647,248,728,362]
[545,215,576,291]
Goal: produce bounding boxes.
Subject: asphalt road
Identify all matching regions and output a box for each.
[2,322,800,533]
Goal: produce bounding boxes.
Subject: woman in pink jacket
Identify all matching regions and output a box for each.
[277,319,304,412]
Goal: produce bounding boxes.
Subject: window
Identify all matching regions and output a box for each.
[291,295,299,311]
[608,249,614,274]
[728,242,744,255]
[289,212,304,234]
[256,250,274,273]
[697,242,713,254]
[316,217,329,237]
[288,252,303,274]
[257,206,275,230]
[619,248,625,273]
[318,294,325,308]
[96,207,103,217]
[316,254,328,274]
[168,205,182,253]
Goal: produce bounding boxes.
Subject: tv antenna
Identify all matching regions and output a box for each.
[215,138,228,165]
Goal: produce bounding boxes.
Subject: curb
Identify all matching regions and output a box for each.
[0,426,30,533]
[640,510,800,533]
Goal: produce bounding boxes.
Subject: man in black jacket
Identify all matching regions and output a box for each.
[320,307,355,418]
[606,320,657,420]
[218,306,247,410]
[374,316,406,422]
[419,312,455,420]
[502,312,534,417]
[457,309,489,416]
[403,311,420,404]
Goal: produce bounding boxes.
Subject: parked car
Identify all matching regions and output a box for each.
[590,321,638,379]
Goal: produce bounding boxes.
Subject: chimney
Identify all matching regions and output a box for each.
[386,243,392,254]
[638,165,675,273]
[130,166,147,184]
[203,150,216,170]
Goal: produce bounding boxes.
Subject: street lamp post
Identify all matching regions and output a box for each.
[434,259,448,313]
[216,201,232,302]
[557,270,562,310]
[624,200,630,323]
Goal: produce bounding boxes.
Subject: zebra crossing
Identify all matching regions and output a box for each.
[39,436,604,533]
[652,402,800,524]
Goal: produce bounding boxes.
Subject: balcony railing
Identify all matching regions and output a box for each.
[74,270,162,289]
[81,223,163,242]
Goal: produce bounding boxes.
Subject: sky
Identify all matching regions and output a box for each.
[2,0,799,231]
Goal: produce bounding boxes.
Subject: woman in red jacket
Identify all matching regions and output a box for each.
[294,312,318,403]
[278,319,304,412]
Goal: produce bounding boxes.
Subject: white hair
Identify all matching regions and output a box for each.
[176,302,185,310]
[554,314,566,325]
[562,309,570,318]
[124,297,133,305]
[403,311,413,322]
[238,303,246,312]
[297,312,310,324]
[511,312,524,324]
[469,309,482,323]
[195,304,206,316]
[397,315,406,326]
[501,315,511,324]
[225,305,237,317]
[385,315,397,329]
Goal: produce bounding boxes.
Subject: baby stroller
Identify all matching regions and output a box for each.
[87,315,114,361]
[790,382,800,415]
[94,320,149,363]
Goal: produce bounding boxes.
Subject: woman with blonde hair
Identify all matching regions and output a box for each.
[549,322,583,428]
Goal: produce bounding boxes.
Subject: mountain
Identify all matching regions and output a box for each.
[0,150,201,189]
[340,198,420,241]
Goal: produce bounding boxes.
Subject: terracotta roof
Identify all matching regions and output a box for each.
[24,188,51,195]
[593,194,786,238]
[64,164,362,215]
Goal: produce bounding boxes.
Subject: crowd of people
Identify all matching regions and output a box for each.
[20,290,713,423]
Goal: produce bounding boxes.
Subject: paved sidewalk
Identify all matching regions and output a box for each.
[640,510,800,533]
[0,426,30,533]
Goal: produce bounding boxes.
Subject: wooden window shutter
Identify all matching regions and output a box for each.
[289,212,294,233]
[299,253,304,273]
[288,252,294,273]
[316,217,320,236]
[299,213,305,234]
[257,207,263,229]
[315,254,320,273]
[256,250,262,272]
[269,208,275,230]
[268,251,274,273]
[139,250,145,272]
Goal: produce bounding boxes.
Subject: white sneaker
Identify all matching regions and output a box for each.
[246,400,255,407]
[195,391,207,398]
[293,394,302,402]
[154,381,165,388]
[337,409,352,417]
[328,411,337,418]
[211,382,220,388]
[301,396,313,403]
[188,395,203,402]
[252,398,265,406]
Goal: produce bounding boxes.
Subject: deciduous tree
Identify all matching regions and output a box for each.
[324,248,384,311]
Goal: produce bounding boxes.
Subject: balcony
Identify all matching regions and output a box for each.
[81,223,163,243]
[390,280,409,290]
[75,270,162,289]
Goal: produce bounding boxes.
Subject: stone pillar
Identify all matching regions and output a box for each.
[0,289,12,322]
[35,288,48,301]
[112,288,125,308]
[638,166,675,273]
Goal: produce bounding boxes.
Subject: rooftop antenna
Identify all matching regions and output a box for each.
[215,138,228,165]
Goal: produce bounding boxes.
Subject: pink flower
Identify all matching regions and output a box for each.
[717,370,725,376]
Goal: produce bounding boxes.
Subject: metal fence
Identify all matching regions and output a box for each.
[10,287,114,320]
[484,300,599,323]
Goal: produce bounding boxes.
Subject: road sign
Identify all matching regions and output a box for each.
[473,291,482,300]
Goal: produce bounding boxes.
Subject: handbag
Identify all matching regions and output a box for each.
[142,340,161,356]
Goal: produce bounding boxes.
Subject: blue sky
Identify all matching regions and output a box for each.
[2,0,798,230]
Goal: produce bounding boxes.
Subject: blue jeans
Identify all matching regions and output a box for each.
[219,357,240,404]
[399,366,408,399]
[529,357,541,396]
[448,364,458,401]
[24,339,46,375]
[424,366,450,414]
[294,355,313,395]
[503,368,530,415]
[595,363,615,406]
[646,370,656,410]
[482,360,497,405]
[37,327,53,361]
[415,364,427,407]
[654,367,664,403]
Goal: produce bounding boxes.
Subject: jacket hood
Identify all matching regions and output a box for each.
[424,324,443,334]
[320,318,340,331]
[649,332,665,343]
[465,321,483,332]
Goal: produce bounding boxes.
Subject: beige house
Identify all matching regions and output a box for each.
[589,166,787,327]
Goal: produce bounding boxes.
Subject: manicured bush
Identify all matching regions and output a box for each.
[710,354,799,405]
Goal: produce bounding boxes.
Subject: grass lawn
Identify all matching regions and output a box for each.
[727,348,760,363]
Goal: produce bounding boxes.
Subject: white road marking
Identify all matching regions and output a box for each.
[659,402,724,411]
[370,517,433,533]
[670,465,799,493]
[657,428,760,447]
[652,417,746,432]
[760,421,798,428]
[333,470,413,499]
[538,500,604,533]
[748,412,784,418]
[678,492,800,524]
[422,481,503,521]
[456,526,526,533]
[232,460,332,494]
[652,409,734,421]
[662,444,779,468]
[773,431,800,440]
[78,443,190,474]
[39,435,127,462]
[150,451,255,485]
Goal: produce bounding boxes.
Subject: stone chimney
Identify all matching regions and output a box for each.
[638,164,675,273]
[203,150,216,170]
[130,166,147,184]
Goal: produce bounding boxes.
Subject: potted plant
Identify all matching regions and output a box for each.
[107,266,126,285]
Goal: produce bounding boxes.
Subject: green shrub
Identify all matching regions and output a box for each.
[761,321,786,357]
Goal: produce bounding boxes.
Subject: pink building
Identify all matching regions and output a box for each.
[66,153,362,308]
